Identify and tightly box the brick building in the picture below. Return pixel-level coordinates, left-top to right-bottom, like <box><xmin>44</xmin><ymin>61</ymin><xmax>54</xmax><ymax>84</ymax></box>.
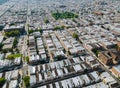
<box><xmin>111</xmin><ymin>65</ymin><xmax>120</xmax><ymax>77</ymax></box>
<box><xmin>98</xmin><ymin>50</ymin><xmax>120</xmax><ymax>65</ymax></box>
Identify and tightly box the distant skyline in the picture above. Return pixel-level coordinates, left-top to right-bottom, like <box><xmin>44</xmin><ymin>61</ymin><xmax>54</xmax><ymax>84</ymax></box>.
<box><xmin>0</xmin><ymin>0</ymin><xmax>9</xmax><ymax>5</ymax></box>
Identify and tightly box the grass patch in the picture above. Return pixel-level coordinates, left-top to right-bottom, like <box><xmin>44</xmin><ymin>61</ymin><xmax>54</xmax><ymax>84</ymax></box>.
<box><xmin>52</xmin><ymin>11</ymin><xmax>78</xmax><ymax>20</ymax></box>
<box><xmin>7</xmin><ymin>53</ymin><xmax>22</xmax><ymax>60</ymax></box>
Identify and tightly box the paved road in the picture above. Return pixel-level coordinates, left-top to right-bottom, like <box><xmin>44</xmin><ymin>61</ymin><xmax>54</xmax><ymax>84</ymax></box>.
<box><xmin>31</xmin><ymin>70</ymin><xmax>94</xmax><ymax>88</ymax></box>
<box><xmin>88</xmin><ymin>50</ymin><xmax>120</xmax><ymax>85</ymax></box>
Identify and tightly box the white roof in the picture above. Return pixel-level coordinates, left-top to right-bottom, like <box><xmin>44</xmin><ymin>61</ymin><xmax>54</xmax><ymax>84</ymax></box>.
<box><xmin>39</xmin><ymin>73</ymin><xmax>42</xmax><ymax>82</ymax></box>
<box><xmin>52</xmin><ymin>70</ymin><xmax>56</xmax><ymax>77</ymax></box>
<box><xmin>64</xmin><ymin>67</ymin><xmax>68</xmax><ymax>74</ymax></box>
<box><xmin>9</xmin><ymin>80</ymin><xmax>17</xmax><ymax>88</ymax></box>
<box><xmin>30</xmin><ymin>75</ymin><xmax>36</xmax><ymax>84</ymax></box>
<box><xmin>61</xmin><ymin>80</ymin><xmax>68</xmax><ymax>88</ymax></box>
<box><xmin>44</xmin><ymin>72</ymin><xmax>47</xmax><ymax>79</ymax></box>
<box><xmin>90</xmin><ymin>71</ymin><xmax>100</xmax><ymax>81</ymax></box>
<box><xmin>50</xmin><ymin>62</ymin><xmax>55</xmax><ymax>69</ymax></box>
<box><xmin>11</xmin><ymin>70</ymin><xmax>18</xmax><ymax>79</ymax></box>
<box><xmin>59</xmin><ymin>61</ymin><xmax>64</xmax><ymax>68</ymax></box>
<box><xmin>82</xmin><ymin>75</ymin><xmax>91</xmax><ymax>85</ymax></box>
<box><xmin>83</xmin><ymin>82</ymin><xmax>109</xmax><ymax>88</ymax></box>
<box><xmin>86</xmin><ymin>56</ymin><xmax>94</xmax><ymax>62</ymax></box>
<box><xmin>38</xmin><ymin>85</ymin><xmax>47</xmax><ymax>88</ymax></box>
<box><xmin>5</xmin><ymin>71</ymin><xmax>11</xmax><ymax>80</ymax></box>
<box><xmin>73</xmin><ymin>64</ymin><xmax>82</xmax><ymax>72</ymax></box>
<box><xmin>2</xmin><ymin>83</ymin><xmax>7</xmax><ymax>88</ymax></box>
<box><xmin>113</xmin><ymin>65</ymin><xmax>120</xmax><ymax>73</ymax></box>
<box><xmin>104</xmin><ymin>77</ymin><xmax>116</xmax><ymax>84</ymax></box>
<box><xmin>70</xmin><ymin>48</ymin><xmax>77</xmax><ymax>54</ymax></box>
<box><xmin>57</xmin><ymin>69</ymin><xmax>63</xmax><ymax>76</ymax></box>
<box><xmin>100</xmin><ymin>72</ymin><xmax>110</xmax><ymax>79</ymax></box>
<box><xmin>0</xmin><ymin>36</ymin><xmax>3</xmax><ymax>43</ymax></box>
<box><xmin>55</xmin><ymin>82</ymin><xmax>60</xmax><ymax>88</ymax></box>
<box><xmin>72</xmin><ymin>77</ymin><xmax>79</xmax><ymax>87</ymax></box>
<box><xmin>49</xmin><ymin>84</ymin><xmax>53</xmax><ymax>88</ymax></box>
<box><xmin>30</xmin><ymin>66</ymin><xmax>36</xmax><ymax>74</ymax></box>
<box><xmin>66</xmin><ymin>79</ymin><xmax>72</xmax><ymax>88</ymax></box>
<box><xmin>0</xmin><ymin>73</ymin><xmax>2</xmax><ymax>78</ymax></box>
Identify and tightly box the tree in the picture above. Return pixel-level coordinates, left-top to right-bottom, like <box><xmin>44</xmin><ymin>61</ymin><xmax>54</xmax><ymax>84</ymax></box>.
<box><xmin>44</xmin><ymin>19</ymin><xmax>49</xmax><ymax>24</ymax></box>
<box><xmin>28</xmin><ymin>29</ymin><xmax>34</xmax><ymax>34</ymax></box>
<box><xmin>72</xmin><ymin>19</ymin><xmax>77</xmax><ymax>23</ymax></box>
<box><xmin>54</xmin><ymin>26</ymin><xmax>64</xmax><ymax>31</ymax></box>
<box><xmin>5</xmin><ymin>30</ymin><xmax>20</xmax><ymax>37</ymax></box>
<box><xmin>118</xmin><ymin>77</ymin><xmax>120</xmax><ymax>80</ymax></box>
<box><xmin>68</xmin><ymin>51</ymin><xmax>71</xmax><ymax>55</ymax></box>
<box><xmin>7</xmin><ymin>55</ymin><xmax>15</xmax><ymax>60</ymax></box>
<box><xmin>61</xmin><ymin>25</ymin><xmax>65</xmax><ymax>29</ymax></box>
<box><xmin>115</xmin><ymin>45</ymin><xmax>120</xmax><ymax>50</ymax></box>
<box><xmin>0</xmin><ymin>78</ymin><xmax>6</xmax><ymax>87</ymax></box>
<box><xmin>72</xmin><ymin>33</ymin><xmax>79</xmax><ymax>40</ymax></box>
<box><xmin>56</xmin><ymin>55</ymin><xmax>63</xmax><ymax>60</ymax></box>
<box><xmin>92</xmin><ymin>48</ymin><xmax>100</xmax><ymax>57</ymax></box>
<box><xmin>3</xmin><ymin>37</ymin><xmax>6</xmax><ymax>41</ymax></box>
<box><xmin>89</xmin><ymin>21</ymin><xmax>94</xmax><ymax>26</ymax></box>
<box><xmin>27</xmin><ymin>24</ymin><xmax>29</xmax><ymax>27</ymax></box>
<box><xmin>2</xmin><ymin>49</ymin><xmax>7</xmax><ymax>53</ymax></box>
<box><xmin>77</xmin><ymin>23</ymin><xmax>80</xmax><ymax>26</ymax></box>
<box><xmin>84</xmin><ymin>69</ymin><xmax>88</xmax><ymax>73</ymax></box>
<box><xmin>13</xmin><ymin>37</ymin><xmax>18</xmax><ymax>48</ymax></box>
<box><xmin>0</xmin><ymin>26</ymin><xmax>4</xmax><ymax>31</ymax></box>
<box><xmin>0</xmin><ymin>44</ymin><xmax>4</xmax><ymax>51</ymax></box>
<box><xmin>15</xmin><ymin>48</ymin><xmax>19</xmax><ymax>53</ymax></box>
<box><xmin>52</xmin><ymin>11</ymin><xmax>78</xmax><ymax>20</ymax></box>
<box><xmin>38</xmin><ymin>28</ymin><xmax>43</xmax><ymax>34</ymax></box>
<box><xmin>8</xmin><ymin>48</ymin><xmax>13</xmax><ymax>52</ymax></box>
<box><xmin>54</xmin><ymin>26</ymin><xmax>61</xmax><ymax>30</ymax></box>
<box><xmin>2</xmin><ymin>48</ymin><xmax>13</xmax><ymax>53</ymax></box>
<box><xmin>23</xmin><ymin>76</ymin><xmax>30</xmax><ymax>87</ymax></box>
<box><xmin>63</xmin><ymin>48</ymin><xmax>66</xmax><ymax>53</ymax></box>
<box><xmin>118</xmin><ymin>11</ymin><xmax>120</xmax><ymax>13</ymax></box>
<box><xmin>27</xmin><ymin>40</ymin><xmax>29</xmax><ymax>46</ymax></box>
<box><xmin>26</xmin><ymin>56</ymin><xmax>29</xmax><ymax>63</ymax></box>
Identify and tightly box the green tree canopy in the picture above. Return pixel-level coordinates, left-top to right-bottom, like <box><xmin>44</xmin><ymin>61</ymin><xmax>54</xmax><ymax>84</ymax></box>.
<box><xmin>0</xmin><ymin>78</ymin><xmax>6</xmax><ymax>87</ymax></box>
<box><xmin>5</xmin><ymin>30</ymin><xmax>20</xmax><ymax>37</ymax></box>
<box><xmin>44</xmin><ymin>19</ymin><xmax>50</xmax><ymax>24</ymax></box>
<box><xmin>23</xmin><ymin>76</ymin><xmax>30</xmax><ymax>87</ymax></box>
<box><xmin>52</xmin><ymin>11</ymin><xmax>78</xmax><ymax>20</ymax></box>
<box><xmin>13</xmin><ymin>37</ymin><xmax>18</xmax><ymax>48</ymax></box>
<box><xmin>54</xmin><ymin>26</ymin><xmax>64</xmax><ymax>30</ymax></box>
<box><xmin>72</xmin><ymin>33</ymin><xmax>79</xmax><ymax>40</ymax></box>
<box><xmin>92</xmin><ymin>48</ymin><xmax>100</xmax><ymax>57</ymax></box>
<box><xmin>25</xmin><ymin>56</ymin><xmax>29</xmax><ymax>63</ymax></box>
<box><xmin>28</xmin><ymin>29</ymin><xmax>34</xmax><ymax>34</ymax></box>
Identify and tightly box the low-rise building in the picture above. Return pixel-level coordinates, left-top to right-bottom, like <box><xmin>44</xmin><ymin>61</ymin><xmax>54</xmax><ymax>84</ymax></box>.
<box><xmin>2</xmin><ymin>37</ymin><xmax>15</xmax><ymax>50</ymax></box>
<box><xmin>0</xmin><ymin>36</ymin><xmax>4</xmax><ymax>44</ymax></box>
<box><xmin>4</xmin><ymin>23</ymin><xmax>25</xmax><ymax>34</ymax></box>
<box><xmin>111</xmin><ymin>65</ymin><xmax>120</xmax><ymax>77</ymax></box>
<box><xmin>98</xmin><ymin>50</ymin><xmax>120</xmax><ymax>65</ymax></box>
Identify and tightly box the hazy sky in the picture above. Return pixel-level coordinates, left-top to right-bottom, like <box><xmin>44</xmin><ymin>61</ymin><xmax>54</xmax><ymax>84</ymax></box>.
<box><xmin>0</xmin><ymin>0</ymin><xmax>9</xmax><ymax>5</ymax></box>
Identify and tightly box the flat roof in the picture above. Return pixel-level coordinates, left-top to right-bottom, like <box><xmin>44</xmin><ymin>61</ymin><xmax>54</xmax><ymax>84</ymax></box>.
<box><xmin>113</xmin><ymin>65</ymin><xmax>120</xmax><ymax>73</ymax></box>
<box><xmin>0</xmin><ymin>36</ymin><xmax>4</xmax><ymax>43</ymax></box>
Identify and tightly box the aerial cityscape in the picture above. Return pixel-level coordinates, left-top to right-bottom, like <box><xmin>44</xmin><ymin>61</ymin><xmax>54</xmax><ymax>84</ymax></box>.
<box><xmin>0</xmin><ymin>0</ymin><xmax>120</xmax><ymax>88</ymax></box>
